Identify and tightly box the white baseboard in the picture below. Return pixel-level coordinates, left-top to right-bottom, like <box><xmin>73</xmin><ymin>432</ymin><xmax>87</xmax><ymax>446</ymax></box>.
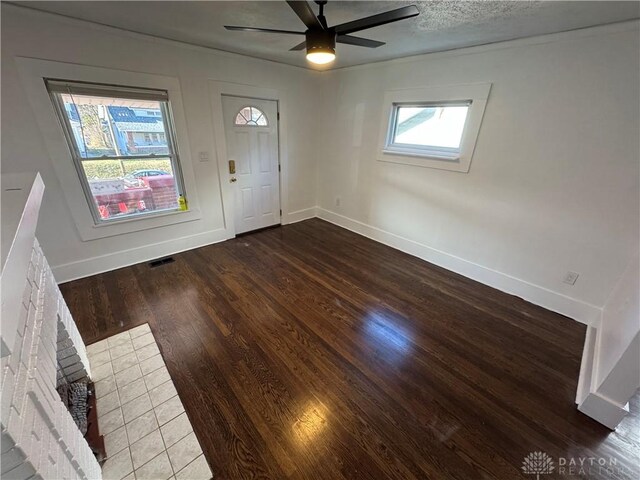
<box><xmin>578</xmin><ymin>392</ymin><xmax>629</xmax><ymax>430</ymax></box>
<box><xmin>284</xmin><ymin>207</ymin><xmax>318</xmax><ymax>225</ymax></box>
<box><xmin>53</xmin><ymin>227</ymin><xmax>230</xmax><ymax>283</ymax></box>
<box><xmin>316</xmin><ymin>207</ymin><xmax>602</xmax><ymax>326</ymax></box>
<box><xmin>53</xmin><ymin>206</ymin><xmax>603</xmax><ymax>328</ymax></box>
<box><xmin>52</xmin><ymin>206</ymin><xmax>316</xmax><ymax>283</ymax></box>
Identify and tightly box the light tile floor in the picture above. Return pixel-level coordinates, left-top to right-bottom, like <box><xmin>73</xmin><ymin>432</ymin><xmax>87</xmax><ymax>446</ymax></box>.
<box><xmin>87</xmin><ymin>324</ymin><xmax>212</xmax><ymax>480</ymax></box>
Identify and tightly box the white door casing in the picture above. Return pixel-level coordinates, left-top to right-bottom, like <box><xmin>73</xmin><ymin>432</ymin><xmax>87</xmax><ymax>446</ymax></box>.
<box><xmin>221</xmin><ymin>96</ymin><xmax>280</xmax><ymax>235</ymax></box>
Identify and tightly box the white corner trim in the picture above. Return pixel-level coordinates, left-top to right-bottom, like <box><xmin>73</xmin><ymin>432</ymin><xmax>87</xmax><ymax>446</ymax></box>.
<box><xmin>316</xmin><ymin>207</ymin><xmax>602</xmax><ymax>326</ymax></box>
<box><xmin>283</xmin><ymin>207</ymin><xmax>318</xmax><ymax>225</ymax></box>
<box><xmin>52</xmin><ymin>227</ymin><xmax>230</xmax><ymax>283</ymax></box>
<box><xmin>576</xmin><ymin>325</ymin><xmax>598</xmax><ymax>405</ymax></box>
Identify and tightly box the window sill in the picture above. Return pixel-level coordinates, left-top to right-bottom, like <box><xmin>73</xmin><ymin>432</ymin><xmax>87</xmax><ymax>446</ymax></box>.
<box><xmin>77</xmin><ymin>207</ymin><xmax>202</xmax><ymax>241</ymax></box>
<box><xmin>92</xmin><ymin>207</ymin><xmax>187</xmax><ymax>228</ymax></box>
<box><xmin>378</xmin><ymin>150</ymin><xmax>469</xmax><ymax>173</ymax></box>
<box><xmin>381</xmin><ymin>148</ymin><xmax>460</xmax><ymax>162</ymax></box>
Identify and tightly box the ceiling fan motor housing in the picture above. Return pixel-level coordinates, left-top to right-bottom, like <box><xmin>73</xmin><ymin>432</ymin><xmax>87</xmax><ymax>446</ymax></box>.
<box><xmin>306</xmin><ymin>29</ymin><xmax>336</xmax><ymax>56</ymax></box>
<box><xmin>225</xmin><ymin>1</ymin><xmax>421</xmax><ymax>63</ymax></box>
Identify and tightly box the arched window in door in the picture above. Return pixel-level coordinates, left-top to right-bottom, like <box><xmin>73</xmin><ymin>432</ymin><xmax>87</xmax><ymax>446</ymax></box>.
<box><xmin>234</xmin><ymin>106</ymin><xmax>268</xmax><ymax>126</ymax></box>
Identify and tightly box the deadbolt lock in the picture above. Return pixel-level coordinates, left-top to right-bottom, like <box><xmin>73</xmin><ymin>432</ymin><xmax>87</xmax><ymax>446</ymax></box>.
<box><xmin>228</xmin><ymin>160</ymin><xmax>236</xmax><ymax>174</ymax></box>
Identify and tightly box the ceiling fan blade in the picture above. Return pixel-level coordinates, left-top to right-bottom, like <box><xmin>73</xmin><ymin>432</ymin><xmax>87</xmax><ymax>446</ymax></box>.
<box><xmin>224</xmin><ymin>26</ymin><xmax>305</xmax><ymax>35</ymax></box>
<box><xmin>333</xmin><ymin>5</ymin><xmax>419</xmax><ymax>35</ymax></box>
<box><xmin>289</xmin><ymin>41</ymin><xmax>307</xmax><ymax>51</ymax></box>
<box><xmin>286</xmin><ymin>1</ymin><xmax>323</xmax><ymax>30</ymax></box>
<box><xmin>337</xmin><ymin>35</ymin><xmax>385</xmax><ymax>48</ymax></box>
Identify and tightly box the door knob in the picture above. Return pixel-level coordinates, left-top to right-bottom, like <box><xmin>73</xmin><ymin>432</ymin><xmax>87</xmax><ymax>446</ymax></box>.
<box><xmin>230</xmin><ymin>177</ymin><xmax>237</xmax><ymax>183</ymax></box>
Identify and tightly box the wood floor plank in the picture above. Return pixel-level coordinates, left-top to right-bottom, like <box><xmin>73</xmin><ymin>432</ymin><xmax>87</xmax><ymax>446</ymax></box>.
<box><xmin>60</xmin><ymin>218</ymin><xmax>639</xmax><ymax>480</ymax></box>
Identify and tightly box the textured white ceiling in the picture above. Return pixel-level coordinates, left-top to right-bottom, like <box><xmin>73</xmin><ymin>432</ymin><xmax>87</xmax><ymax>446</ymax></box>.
<box><xmin>12</xmin><ymin>1</ymin><xmax>640</xmax><ymax>69</ymax></box>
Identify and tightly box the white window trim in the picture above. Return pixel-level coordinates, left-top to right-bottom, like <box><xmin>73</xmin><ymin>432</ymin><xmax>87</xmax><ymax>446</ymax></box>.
<box><xmin>377</xmin><ymin>83</ymin><xmax>492</xmax><ymax>173</ymax></box>
<box><xmin>16</xmin><ymin>57</ymin><xmax>201</xmax><ymax>241</ymax></box>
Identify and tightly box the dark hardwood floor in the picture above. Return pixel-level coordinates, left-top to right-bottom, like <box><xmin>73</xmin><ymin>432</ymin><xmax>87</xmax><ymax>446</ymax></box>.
<box><xmin>60</xmin><ymin>219</ymin><xmax>639</xmax><ymax>479</ymax></box>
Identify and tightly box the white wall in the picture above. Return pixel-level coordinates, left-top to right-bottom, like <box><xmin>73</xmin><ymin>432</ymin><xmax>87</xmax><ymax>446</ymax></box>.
<box><xmin>315</xmin><ymin>22</ymin><xmax>640</xmax><ymax>323</ymax></box>
<box><xmin>1</xmin><ymin>5</ymin><xmax>320</xmax><ymax>282</ymax></box>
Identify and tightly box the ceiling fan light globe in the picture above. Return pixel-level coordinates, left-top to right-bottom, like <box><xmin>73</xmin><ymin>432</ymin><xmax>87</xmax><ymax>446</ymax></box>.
<box><xmin>307</xmin><ymin>51</ymin><xmax>335</xmax><ymax>64</ymax></box>
<box><xmin>306</xmin><ymin>50</ymin><xmax>336</xmax><ymax>64</ymax></box>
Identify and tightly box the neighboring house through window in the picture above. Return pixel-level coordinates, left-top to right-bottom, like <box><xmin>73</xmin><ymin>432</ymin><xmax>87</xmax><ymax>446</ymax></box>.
<box><xmin>108</xmin><ymin>106</ymin><xmax>169</xmax><ymax>153</ymax></box>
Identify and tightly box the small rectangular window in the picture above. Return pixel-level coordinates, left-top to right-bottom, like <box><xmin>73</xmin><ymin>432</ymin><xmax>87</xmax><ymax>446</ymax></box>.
<box><xmin>46</xmin><ymin>79</ymin><xmax>186</xmax><ymax>224</ymax></box>
<box><xmin>385</xmin><ymin>101</ymin><xmax>471</xmax><ymax>160</ymax></box>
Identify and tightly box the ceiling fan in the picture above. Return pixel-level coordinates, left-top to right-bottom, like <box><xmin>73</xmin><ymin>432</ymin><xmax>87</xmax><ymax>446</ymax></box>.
<box><xmin>225</xmin><ymin>1</ymin><xmax>420</xmax><ymax>65</ymax></box>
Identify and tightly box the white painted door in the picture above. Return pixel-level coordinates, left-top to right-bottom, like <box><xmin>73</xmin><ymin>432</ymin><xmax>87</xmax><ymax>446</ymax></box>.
<box><xmin>222</xmin><ymin>96</ymin><xmax>280</xmax><ymax>235</ymax></box>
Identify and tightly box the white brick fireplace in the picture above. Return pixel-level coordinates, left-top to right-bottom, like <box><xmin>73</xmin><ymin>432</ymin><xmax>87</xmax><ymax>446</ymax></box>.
<box><xmin>1</xmin><ymin>173</ymin><xmax>102</xmax><ymax>479</ymax></box>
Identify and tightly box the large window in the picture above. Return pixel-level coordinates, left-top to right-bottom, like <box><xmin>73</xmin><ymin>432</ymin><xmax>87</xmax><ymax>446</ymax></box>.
<box><xmin>385</xmin><ymin>102</ymin><xmax>471</xmax><ymax>159</ymax></box>
<box><xmin>47</xmin><ymin>79</ymin><xmax>186</xmax><ymax>224</ymax></box>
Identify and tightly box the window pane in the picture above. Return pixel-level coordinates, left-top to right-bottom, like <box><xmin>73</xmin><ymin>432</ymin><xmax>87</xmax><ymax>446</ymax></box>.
<box><xmin>255</xmin><ymin>114</ymin><xmax>267</xmax><ymax>126</ymax></box>
<box><xmin>59</xmin><ymin>94</ymin><xmax>171</xmax><ymax>158</ymax></box>
<box><xmin>82</xmin><ymin>158</ymin><xmax>179</xmax><ymax>220</ymax></box>
<box><xmin>393</xmin><ymin>105</ymin><xmax>469</xmax><ymax>149</ymax></box>
<box><xmin>234</xmin><ymin>112</ymin><xmax>248</xmax><ymax>125</ymax></box>
<box><xmin>234</xmin><ymin>106</ymin><xmax>268</xmax><ymax>126</ymax></box>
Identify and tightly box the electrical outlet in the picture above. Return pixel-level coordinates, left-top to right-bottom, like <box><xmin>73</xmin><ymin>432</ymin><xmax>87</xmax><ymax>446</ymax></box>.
<box><xmin>335</xmin><ymin>196</ymin><xmax>341</xmax><ymax>207</ymax></box>
<box><xmin>563</xmin><ymin>271</ymin><xmax>579</xmax><ymax>285</ymax></box>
